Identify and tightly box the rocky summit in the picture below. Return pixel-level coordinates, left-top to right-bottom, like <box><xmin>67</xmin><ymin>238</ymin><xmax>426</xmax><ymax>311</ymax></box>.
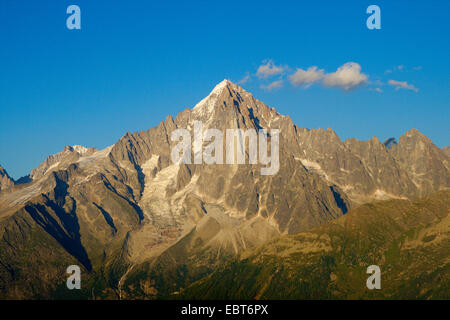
<box><xmin>0</xmin><ymin>80</ymin><xmax>449</xmax><ymax>299</ymax></box>
<box><xmin>0</xmin><ymin>166</ymin><xmax>14</xmax><ymax>193</ymax></box>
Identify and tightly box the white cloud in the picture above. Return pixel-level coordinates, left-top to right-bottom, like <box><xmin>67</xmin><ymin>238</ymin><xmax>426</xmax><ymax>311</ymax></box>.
<box><xmin>322</xmin><ymin>62</ymin><xmax>368</xmax><ymax>91</ymax></box>
<box><xmin>256</xmin><ymin>60</ymin><xmax>284</xmax><ymax>78</ymax></box>
<box><xmin>237</xmin><ymin>74</ymin><xmax>250</xmax><ymax>85</ymax></box>
<box><xmin>254</xmin><ymin>61</ymin><xmax>370</xmax><ymax>92</ymax></box>
<box><xmin>260</xmin><ymin>80</ymin><xmax>283</xmax><ymax>91</ymax></box>
<box><xmin>388</xmin><ymin>80</ymin><xmax>419</xmax><ymax>92</ymax></box>
<box><xmin>370</xmin><ymin>87</ymin><xmax>383</xmax><ymax>93</ymax></box>
<box><xmin>413</xmin><ymin>66</ymin><xmax>422</xmax><ymax>71</ymax></box>
<box><xmin>385</xmin><ymin>65</ymin><xmax>410</xmax><ymax>74</ymax></box>
<box><xmin>289</xmin><ymin>66</ymin><xmax>324</xmax><ymax>88</ymax></box>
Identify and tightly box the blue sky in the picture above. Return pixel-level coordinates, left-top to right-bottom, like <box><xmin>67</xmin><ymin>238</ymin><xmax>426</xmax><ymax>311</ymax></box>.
<box><xmin>0</xmin><ymin>0</ymin><xmax>449</xmax><ymax>179</ymax></box>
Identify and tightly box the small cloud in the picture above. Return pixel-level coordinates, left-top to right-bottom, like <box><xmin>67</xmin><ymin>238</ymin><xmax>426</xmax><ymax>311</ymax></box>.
<box><xmin>370</xmin><ymin>79</ymin><xmax>384</xmax><ymax>86</ymax></box>
<box><xmin>256</xmin><ymin>60</ymin><xmax>284</xmax><ymax>78</ymax></box>
<box><xmin>385</xmin><ymin>65</ymin><xmax>408</xmax><ymax>74</ymax></box>
<box><xmin>260</xmin><ymin>80</ymin><xmax>283</xmax><ymax>91</ymax></box>
<box><xmin>388</xmin><ymin>80</ymin><xmax>419</xmax><ymax>92</ymax></box>
<box><xmin>237</xmin><ymin>74</ymin><xmax>251</xmax><ymax>85</ymax></box>
<box><xmin>289</xmin><ymin>66</ymin><xmax>324</xmax><ymax>88</ymax></box>
<box><xmin>370</xmin><ymin>88</ymin><xmax>383</xmax><ymax>93</ymax></box>
<box><xmin>413</xmin><ymin>66</ymin><xmax>422</xmax><ymax>71</ymax></box>
<box><xmin>322</xmin><ymin>62</ymin><xmax>368</xmax><ymax>91</ymax></box>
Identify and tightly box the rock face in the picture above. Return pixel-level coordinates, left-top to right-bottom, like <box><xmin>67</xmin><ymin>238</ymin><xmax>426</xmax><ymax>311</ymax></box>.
<box><xmin>389</xmin><ymin>129</ymin><xmax>450</xmax><ymax>197</ymax></box>
<box><xmin>443</xmin><ymin>146</ymin><xmax>450</xmax><ymax>157</ymax></box>
<box><xmin>30</xmin><ymin>145</ymin><xmax>97</xmax><ymax>180</ymax></box>
<box><xmin>0</xmin><ymin>166</ymin><xmax>14</xmax><ymax>192</ymax></box>
<box><xmin>0</xmin><ymin>80</ymin><xmax>448</xmax><ymax>299</ymax></box>
<box><xmin>295</xmin><ymin>128</ymin><xmax>449</xmax><ymax>204</ymax></box>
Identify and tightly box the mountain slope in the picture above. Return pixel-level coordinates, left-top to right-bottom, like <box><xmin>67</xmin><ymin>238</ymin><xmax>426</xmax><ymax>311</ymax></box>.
<box><xmin>178</xmin><ymin>190</ymin><xmax>450</xmax><ymax>299</ymax></box>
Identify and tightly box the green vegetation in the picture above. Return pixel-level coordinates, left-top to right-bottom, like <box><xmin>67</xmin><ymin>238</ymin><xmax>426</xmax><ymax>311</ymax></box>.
<box><xmin>175</xmin><ymin>190</ymin><xmax>450</xmax><ymax>299</ymax></box>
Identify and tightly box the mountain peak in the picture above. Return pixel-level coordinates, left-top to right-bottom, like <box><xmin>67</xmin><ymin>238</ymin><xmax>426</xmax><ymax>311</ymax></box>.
<box><xmin>212</xmin><ymin>79</ymin><xmax>243</xmax><ymax>92</ymax></box>
<box><xmin>206</xmin><ymin>79</ymin><xmax>247</xmax><ymax>98</ymax></box>
<box><xmin>63</xmin><ymin>145</ymin><xmax>89</xmax><ymax>155</ymax></box>
<box><xmin>0</xmin><ymin>164</ymin><xmax>15</xmax><ymax>191</ymax></box>
<box><xmin>193</xmin><ymin>79</ymin><xmax>247</xmax><ymax>114</ymax></box>
<box><xmin>404</xmin><ymin>128</ymin><xmax>425</xmax><ymax>138</ymax></box>
<box><xmin>402</xmin><ymin>128</ymin><xmax>433</xmax><ymax>144</ymax></box>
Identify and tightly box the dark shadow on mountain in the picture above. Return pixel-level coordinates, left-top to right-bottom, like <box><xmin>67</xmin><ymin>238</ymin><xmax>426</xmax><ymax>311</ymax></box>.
<box><xmin>101</xmin><ymin>174</ymin><xmax>144</xmax><ymax>222</ymax></box>
<box><xmin>15</xmin><ymin>175</ymin><xmax>32</xmax><ymax>185</ymax></box>
<box><xmin>53</xmin><ymin>175</ymin><xmax>69</xmax><ymax>207</ymax></box>
<box><xmin>93</xmin><ymin>202</ymin><xmax>117</xmax><ymax>234</ymax></box>
<box><xmin>135</xmin><ymin>164</ymin><xmax>146</xmax><ymax>199</ymax></box>
<box><xmin>247</xmin><ymin>107</ymin><xmax>263</xmax><ymax>131</ymax></box>
<box><xmin>330</xmin><ymin>186</ymin><xmax>348</xmax><ymax>214</ymax></box>
<box><xmin>24</xmin><ymin>187</ymin><xmax>92</xmax><ymax>272</ymax></box>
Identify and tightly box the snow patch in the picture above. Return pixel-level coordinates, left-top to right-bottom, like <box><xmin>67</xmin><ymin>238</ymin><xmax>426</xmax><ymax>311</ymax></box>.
<box><xmin>295</xmin><ymin>157</ymin><xmax>330</xmax><ymax>181</ymax></box>
<box><xmin>72</xmin><ymin>145</ymin><xmax>89</xmax><ymax>155</ymax></box>
<box><xmin>193</xmin><ymin>79</ymin><xmax>230</xmax><ymax>115</ymax></box>
<box><xmin>78</xmin><ymin>145</ymin><xmax>112</xmax><ymax>165</ymax></box>
<box><xmin>373</xmin><ymin>189</ymin><xmax>407</xmax><ymax>200</ymax></box>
